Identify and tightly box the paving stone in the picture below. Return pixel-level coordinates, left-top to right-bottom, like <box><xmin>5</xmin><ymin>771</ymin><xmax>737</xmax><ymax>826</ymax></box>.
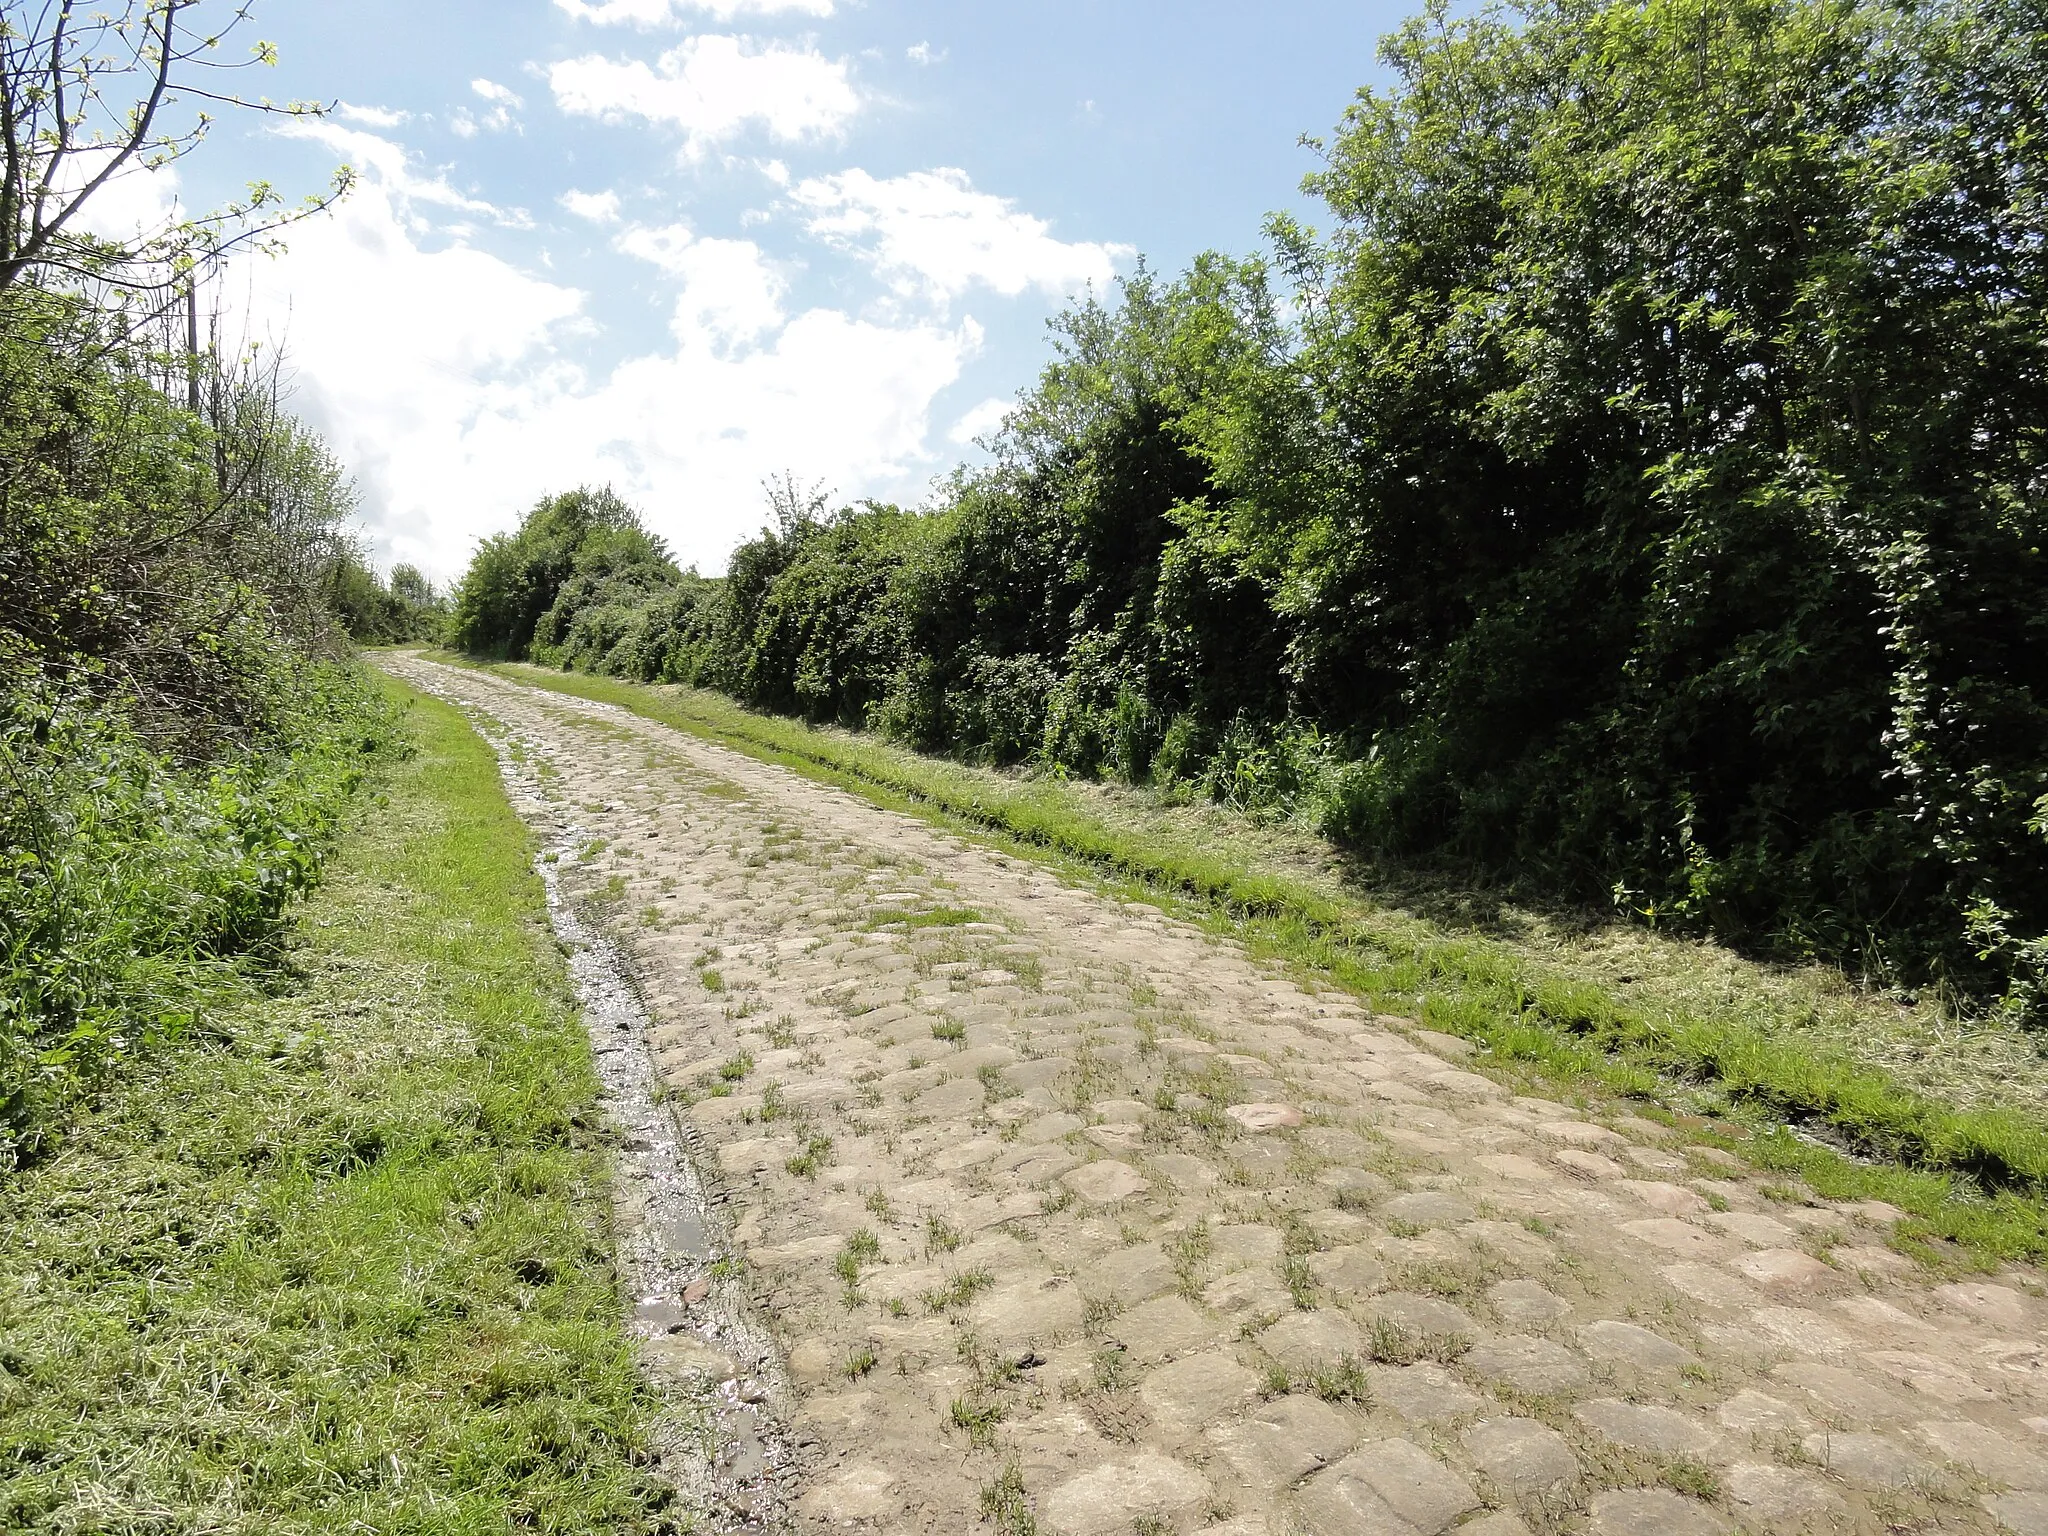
<box><xmin>1729</xmin><ymin>1248</ymin><xmax>1835</xmax><ymax>1291</ymax></box>
<box><xmin>1536</xmin><ymin>1120</ymin><xmax>1625</xmax><ymax>1148</ymax></box>
<box><xmin>1023</xmin><ymin>1110</ymin><xmax>1087</xmax><ymax>1142</ymax></box>
<box><xmin>1208</xmin><ymin>1393</ymin><xmax>1359</xmax><ymax>1488</ymax></box>
<box><xmin>1082</xmin><ymin>1242</ymin><xmax>1176</xmax><ymax>1305</ymax></box>
<box><xmin>1063</xmin><ymin>1159</ymin><xmax>1150</xmax><ymax>1204</ymax></box>
<box><xmin>1937</xmin><ymin>1282</ymin><xmax>2035</xmax><ymax>1328</ymax></box>
<box><xmin>1832</xmin><ymin>1294</ymin><xmax>1941</xmax><ymax>1342</ymax></box>
<box><xmin>1986</xmin><ymin>1491</ymin><xmax>2048</xmax><ymax>1535</ymax></box>
<box><xmin>1715</xmin><ymin>1388</ymin><xmax>1812</xmax><ymax>1439</ymax></box>
<box><xmin>1149</xmin><ymin>1152</ymin><xmax>1220</xmax><ymax>1191</ymax></box>
<box><xmin>1622</xmin><ymin>1218</ymin><xmax>1731</xmax><ymax>1260</ymax></box>
<box><xmin>1317</xmin><ymin>1166</ymin><xmax>1393</xmax><ymax>1203</ymax></box>
<box><xmin>1226</xmin><ymin>1102</ymin><xmax>1304</xmax><ymax>1133</ymax></box>
<box><xmin>797</xmin><ymin>1463</ymin><xmax>902</xmax><ymax>1521</ymax></box>
<box><xmin>1660</xmin><ymin>1262</ymin><xmax>1761</xmax><ymax>1307</ymax></box>
<box><xmin>1920</xmin><ymin>1419</ymin><xmax>2048</xmax><ymax>1486</ymax></box>
<box><xmin>1464</xmin><ymin>1335</ymin><xmax>1590</xmax><ymax>1396</ymax></box>
<box><xmin>1573</xmin><ymin>1399</ymin><xmax>1723</xmax><ymax>1458</ymax></box>
<box><xmin>1554</xmin><ymin>1149</ymin><xmax>1628</xmax><ymax>1179</ymax></box>
<box><xmin>1868</xmin><ymin>1349</ymin><xmax>1997</xmax><ymax>1403</ymax></box>
<box><xmin>1260</xmin><ymin>1310</ymin><xmax>1367</xmax><ymax>1372</ymax></box>
<box><xmin>1487</xmin><ymin>1278</ymin><xmax>1571</xmax><ymax>1327</ymax></box>
<box><xmin>970</xmin><ymin>1277</ymin><xmax>1085</xmax><ymax>1347</ymax></box>
<box><xmin>1084</xmin><ymin>1123</ymin><xmax>1146</xmax><ymax>1153</ymax></box>
<box><xmin>1620</xmin><ymin>1179</ymin><xmax>1709</xmax><ymax>1216</ymax></box>
<box><xmin>1476</xmin><ymin>1153</ymin><xmax>1554</xmax><ymax>1181</ymax></box>
<box><xmin>1214</xmin><ymin>1223</ymin><xmax>1285</xmax><ymax>1266</ymax></box>
<box><xmin>1370</xmin><ymin>1362</ymin><xmax>1483</xmax><ymax>1424</ymax></box>
<box><xmin>1699</xmin><ymin>1210</ymin><xmax>1796</xmax><ymax>1246</ymax></box>
<box><xmin>1723</xmin><ymin>1461</ymin><xmax>1847</xmax><ymax>1527</ymax></box>
<box><xmin>1458</xmin><ymin>1515</ymin><xmax>1536</xmax><ymax>1536</ymax></box>
<box><xmin>913</xmin><ymin>1076</ymin><xmax>986</xmax><ymax>1116</ymax></box>
<box><xmin>1381</xmin><ymin>1191</ymin><xmax>1477</xmax><ymax>1228</ymax></box>
<box><xmin>1832</xmin><ymin>1244</ymin><xmax>1917</xmax><ymax>1279</ymax></box>
<box><xmin>1042</xmin><ymin>1452</ymin><xmax>1210</xmax><ymax>1535</ymax></box>
<box><xmin>1203</xmin><ymin>1267</ymin><xmax>1295</xmax><ymax>1320</ymax></box>
<box><xmin>1740</xmin><ymin>1306</ymin><xmax>1856</xmax><ymax>1356</ymax></box>
<box><xmin>1367</xmin><ymin>1292</ymin><xmax>1478</xmax><ymax>1341</ymax></box>
<box><xmin>1114</xmin><ymin>1295</ymin><xmax>1226</xmax><ymax>1364</ymax></box>
<box><xmin>1770</xmin><ymin>1361</ymin><xmax>1917</xmax><ymax>1424</ymax></box>
<box><xmin>1587</xmin><ymin>1488</ymin><xmax>1731</xmax><ymax>1536</ymax></box>
<box><xmin>1308</xmin><ymin>1245</ymin><xmax>1387</xmax><ymax>1299</ymax></box>
<box><xmin>1461</xmin><ymin>1416</ymin><xmax>1580</xmax><ymax>1495</ymax></box>
<box><xmin>1297</xmin><ymin>1440</ymin><xmax>1479</xmax><ymax>1536</ymax></box>
<box><xmin>1139</xmin><ymin>1349</ymin><xmax>1262</xmax><ymax>1434</ymax></box>
<box><xmin>1799</xmin><ymin>1429</ymin><xmax>1936</xmax><ymax>1489</ymax></box>
<box><xmin>1577</xmin><ymin>1319</ymin><xmax>1696</xmax><ymax>1372</ymax></box>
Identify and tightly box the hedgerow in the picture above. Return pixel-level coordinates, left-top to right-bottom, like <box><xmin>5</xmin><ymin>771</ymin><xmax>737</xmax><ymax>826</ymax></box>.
<box><xmin>457</xmin><ymin>0</ymin><xmax>2048</xmax><ymax>1019</ymax></box>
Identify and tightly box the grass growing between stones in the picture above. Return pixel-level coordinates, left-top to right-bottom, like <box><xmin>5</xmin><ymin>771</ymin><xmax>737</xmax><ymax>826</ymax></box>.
<box><xmin>461</xmin><ymin>659</ymin><xmax>2048</xmax><ymax>1265</ymax></box>
<box><xmin>0</xmin><ymin>677</ymin><xmax>673</xmax><ymax>1533</ymax></box>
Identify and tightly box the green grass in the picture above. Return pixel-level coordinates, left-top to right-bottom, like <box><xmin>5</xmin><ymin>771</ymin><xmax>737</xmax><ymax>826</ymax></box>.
<box><xmin>0</xmin><ymin>675</ymin><xmax>676</xmax><ymax>1533</ymax></box>
<box><xmin>451</xmin><ymin>659</ymin><xmax>2048</xmax><ymax>1266</ymax></box>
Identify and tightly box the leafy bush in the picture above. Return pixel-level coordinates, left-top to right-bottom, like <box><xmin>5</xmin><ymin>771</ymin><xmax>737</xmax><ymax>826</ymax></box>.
<box><xmin>0</xmin><ymin>668</ymin><xmax>389</xmax><ymax>1167</ymax></box>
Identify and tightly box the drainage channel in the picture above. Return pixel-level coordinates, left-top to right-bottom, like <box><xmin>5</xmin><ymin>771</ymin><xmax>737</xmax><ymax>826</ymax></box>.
<box><xmin>463</xmin><ymin>702</ymin><xmax>798</xmax><ymax>1530</ymax></box>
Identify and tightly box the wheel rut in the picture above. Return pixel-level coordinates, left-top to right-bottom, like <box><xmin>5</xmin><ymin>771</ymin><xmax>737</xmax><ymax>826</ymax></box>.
<box><xmin>389</xmin><ymin>654</ymin><xmax>2048</xmax><ymax>1536</ymax></box>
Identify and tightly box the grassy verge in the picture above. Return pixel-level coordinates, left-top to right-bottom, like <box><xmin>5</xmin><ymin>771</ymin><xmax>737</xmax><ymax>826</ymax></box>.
<box><xmin>0</xmin><ymin>675</ymin><xmax>676</xmax><ymax>1534</ymax></box>
<box><xmin>464</xmin><ymin>657</ymin><xmax>2048</xmax><ymax>1267</ymax></box>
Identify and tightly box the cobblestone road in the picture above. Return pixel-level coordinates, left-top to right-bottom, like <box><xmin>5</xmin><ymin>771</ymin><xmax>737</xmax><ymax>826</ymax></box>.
<box><xmin>393</xmin><ymin>656</ymin><xmax>2048</xmax><ymax>1536</ymax></box>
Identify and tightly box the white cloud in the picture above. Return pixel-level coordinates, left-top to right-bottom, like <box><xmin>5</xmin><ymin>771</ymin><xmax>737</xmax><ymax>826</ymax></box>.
<box><xmin>553</xmin><ymin>0</ymin><xmax>833</xmax><ymax>23</ymax></box>
<box><xmin>792</xmin><ymin>167</ymin><xmax>1127</xmax><ymax>305</ymax></box>
<box><xmin>560</xmin><ymin>188</ymin><xmax>623</xmax><ymax>223</ymax></box>
<box><xmin>453</xmin><ymin>77</ymin><xmax>524</xmax><ymax>138</ymax></box>
<box><xmin>906</xmin><ymin>41</ymin><xmax>946</xmax><ymax>65</ymax></box>
<box><xmin>57</xmin><ymin>147</ymin><xmax>182</xmax><ymax>245</ymax></box>
<box><xmin>281</xmin><ymin>120</ymin><xmax>530</xmax><ymax>227</ymax></box>
<box><xmin>549</xmin><ymin>35</ymin><xmax>859</xmax><ymax>153</ymax></box>
<box><xmin>235</xmin><ymin>129</ymin><xmax>979</xmax><ymax>582</ymax></box>
<box><xmin>949</xmin><ymin>397</ymin><xmax>1011</xmax><ymax>445</ymax></box>
<box><xmin>619</xmin><ymin>224</ymin><xmax>785</xmax><ymax>344</ymax></box>
<box><xmin>337</xmin><ymin>103</ymin><xmax>411</xmax><ymax>128</ymax></box>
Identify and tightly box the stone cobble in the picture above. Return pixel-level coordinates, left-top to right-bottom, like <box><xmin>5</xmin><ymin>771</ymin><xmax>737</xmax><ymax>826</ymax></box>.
<box><xmin>394</xmin><ymin>657</ymin><xmax>2048</xmax><ymax>1536</ymax></box>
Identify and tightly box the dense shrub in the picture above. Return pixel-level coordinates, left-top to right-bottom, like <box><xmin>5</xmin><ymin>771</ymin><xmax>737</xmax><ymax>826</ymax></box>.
<box><xmin>0</xmin><ymin>286</ymin><xmax>389</xmax><ymax>1164</ymax></box>
<box><xmin>460</xmin><ymin>0</ymin><xmax>2048</xmax><ymax>1017</ymax></box>
<box><xmin>326</xmin><ymin>554</ymin><xmax>448</xmax><ymax>643</ymax></box>
<box><xmin>0</xmin><ymin>671</ymin><xmax>384</xmax><ymax>1162</ymax></box>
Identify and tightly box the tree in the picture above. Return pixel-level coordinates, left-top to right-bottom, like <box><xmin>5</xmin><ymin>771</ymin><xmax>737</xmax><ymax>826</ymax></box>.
<box><xmin>0</xmin><ymin>0</ymin><xmax>350</xmax><ymax>300</ymax></box>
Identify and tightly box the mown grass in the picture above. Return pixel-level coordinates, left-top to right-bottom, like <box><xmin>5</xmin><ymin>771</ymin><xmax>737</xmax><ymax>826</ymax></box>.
<box><xmin>464</xmin><ymin>657</ymin><xmax>2048</xmax><ymax>1267</ymax></box>
<box><xmin>0</xmin><ymin>676</ymin><xmax>677</xmax><ymax>1533</ymax></box>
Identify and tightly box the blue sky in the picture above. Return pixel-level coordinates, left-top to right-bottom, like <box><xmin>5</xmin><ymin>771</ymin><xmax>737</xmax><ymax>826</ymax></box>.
<box><xmin>172</xmin><ymin>0</ymin><xmax>1411</xmax><ymax>578</ymax></box>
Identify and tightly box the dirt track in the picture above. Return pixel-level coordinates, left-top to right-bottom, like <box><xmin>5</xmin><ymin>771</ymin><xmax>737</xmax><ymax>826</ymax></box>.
<box><xmin>391</xmin><ymin>654</ymin><xmax>2048</xmax><ymax>1536</ymax></box>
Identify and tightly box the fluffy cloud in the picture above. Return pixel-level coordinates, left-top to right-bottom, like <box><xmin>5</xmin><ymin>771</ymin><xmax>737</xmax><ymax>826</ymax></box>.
<box><xmin>549</xmin><ymin>35</ymin><xmax>858</xmax><ymax>152</ymax></box>
<box><xmin>948</xmin><ymin>397</ymin><xmax>1011</xmax><ymax>445</ymax></box>
<box><xmin>793</xmin><ymin>167</ymin><xmax>1126</xmax><ymax>305</ymax></box>
<box><xmin>454</xmin><ymin>78</ymin><xmax>524</xmax><ymax>138</ymax></box>
<box><xmin>235</xmin><ymin>130</ymin><xmax>978</xmax><ymax>580</ymax></box>
<box><xmin>281</xmin><ymin>120</ymin><xmax>530</xmax><ymax>227</ymax></box>
<box><xmin>618</xmin><ymin>224</ymin><xmax>786</xmax><ymax>344</ymax></box>
<box><xmin>336</xmin><ymin>103</ymin><xmax>411</xmax><ymax>129</ymax></box>
<box><xmin>560</xmin><ymin>187</ymin><xmax>623</xmax><ymax>223</ymax></box>
<box><xmin>553</xmin><ymin>0</ymin><xmax>833</xmax><ymax>22</ymax></box>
